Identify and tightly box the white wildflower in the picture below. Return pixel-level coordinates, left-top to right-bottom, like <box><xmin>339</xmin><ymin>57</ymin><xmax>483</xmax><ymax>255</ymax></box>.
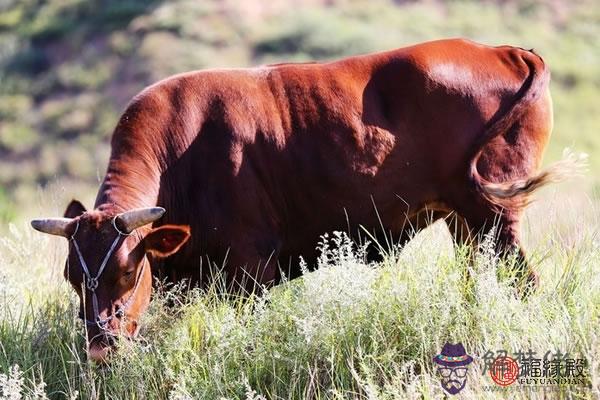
<box><xmin>476</xmin><ymin>226</ymin><xmax>498</xmax><ymax>271</ymax></box>
<box><xmin>0</xmin><ymin>365</ymin><xmax>24</xmax><ymax>400</ymax></box>
<box><xmin>30</xmin><ymin>379</ymin><xmax>48</xmax><ymax>400</ymax></box>
<box><xmin>243</xmin><ymin>376</ymin><xmax>266</xmax><ymax>400</ymax></box>
<box><xmin>298</xmin><ymin>256</ymin><xmax>309</xmax><ymax>275</ymax></box>
<box><xmin>168</xmin><ymin>382</ymin><xmax>192</xmax><ymax>400</ymax></box>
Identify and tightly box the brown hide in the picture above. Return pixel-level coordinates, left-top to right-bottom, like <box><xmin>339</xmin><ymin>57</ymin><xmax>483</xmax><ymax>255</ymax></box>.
<box><xmin>98</xmin><ymin>39</ymin><xmax>552</xmax><ymax>288</ymax></box>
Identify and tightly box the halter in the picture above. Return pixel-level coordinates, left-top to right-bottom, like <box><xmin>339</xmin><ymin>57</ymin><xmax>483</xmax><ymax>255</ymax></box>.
<box><xmin>69</xmin><ymin>217</ymin><xmax>147</xmax><ymax>331</ymax></box>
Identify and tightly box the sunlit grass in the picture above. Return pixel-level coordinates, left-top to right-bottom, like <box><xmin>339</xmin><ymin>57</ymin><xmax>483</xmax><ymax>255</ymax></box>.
<box><xmin>1</xmin><ymin>193</ymin><xmax>598</xmax><ymax>399</ymax></box>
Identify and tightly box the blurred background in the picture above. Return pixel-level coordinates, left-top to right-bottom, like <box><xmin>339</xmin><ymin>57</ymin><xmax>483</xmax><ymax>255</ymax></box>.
<box><xmin>0</xmin><ymin>0</ymin><xmax>598</xmax><ymax>224</ymax></box>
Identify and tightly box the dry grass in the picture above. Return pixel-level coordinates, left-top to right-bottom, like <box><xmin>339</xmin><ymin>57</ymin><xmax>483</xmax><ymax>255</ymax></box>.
<box><xmin>1</xmin><ymin>183</ymin><xmax>598</xmax><ymax>399</ymax></box>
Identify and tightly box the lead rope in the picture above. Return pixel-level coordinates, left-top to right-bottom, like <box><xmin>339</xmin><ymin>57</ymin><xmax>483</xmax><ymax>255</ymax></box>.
<box><xmin>70</xmin><ymin>217</ymin><xmax>144</xmax><ymax>330</ymax></box>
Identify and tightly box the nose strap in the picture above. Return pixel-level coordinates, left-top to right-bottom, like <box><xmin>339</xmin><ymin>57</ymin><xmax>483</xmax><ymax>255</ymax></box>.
<box><xmin>71</xmin><ymin>229</ymin><xmax>122</xmax><ymax>291</ymax></box>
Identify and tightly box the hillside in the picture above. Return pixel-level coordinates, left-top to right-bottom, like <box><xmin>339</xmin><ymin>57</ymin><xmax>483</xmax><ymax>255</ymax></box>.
<box><xmin>1</xmin><ymin>0</ymin><xmax>599</xmax><ymax>222</ymax></box>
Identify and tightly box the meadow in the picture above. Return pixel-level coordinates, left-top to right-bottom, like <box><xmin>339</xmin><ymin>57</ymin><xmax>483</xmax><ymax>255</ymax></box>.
<box><xmin>1</xmin><ymin>0</ymin><xmax>599</xmax><ymax>398</ymax></box>
<box><xmin>1</xmin><ymin>192</ymin><xmax>599</xmax><ymax>399</ymax></box>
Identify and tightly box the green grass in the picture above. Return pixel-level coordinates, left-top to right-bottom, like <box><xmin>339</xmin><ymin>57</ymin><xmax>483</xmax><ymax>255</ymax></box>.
<box><xmin>1</xmin><ymin>194</ymin><xmax>599</xmax><ymax>399</ymax></box>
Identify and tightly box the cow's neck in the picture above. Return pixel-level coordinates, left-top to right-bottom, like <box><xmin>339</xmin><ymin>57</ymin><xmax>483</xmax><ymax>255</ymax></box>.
<box><xmin>94</xmin><ymin>157</ymin><xmax>161</xmax><ymax>213</ymax></box>
<box><xmin>95</xmin><ymin>100</ymin><xmax>195</xmax><ymax>215</ymax></box>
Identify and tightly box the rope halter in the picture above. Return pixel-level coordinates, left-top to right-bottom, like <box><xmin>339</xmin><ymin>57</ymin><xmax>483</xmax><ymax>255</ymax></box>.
<box><xmin>69</xmin><ymin>216</ymin><xmax>147</xmax><ymax>331</ymax></box>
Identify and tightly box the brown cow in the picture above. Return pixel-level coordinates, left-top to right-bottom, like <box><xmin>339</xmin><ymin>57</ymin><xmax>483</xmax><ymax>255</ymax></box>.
<box><xmin>32</xmin><ymin>39</ymin><xmax>568</xmax><ymax>362</ymax></box>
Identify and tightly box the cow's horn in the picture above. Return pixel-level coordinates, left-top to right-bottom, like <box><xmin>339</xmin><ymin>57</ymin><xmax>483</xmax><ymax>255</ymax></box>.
<box><xmin>31</xmin><ymin>218</ymin><xmax>73</xmax><ymax>237</ymax></box>
<box><xmin>115</xmin><ymin>207</ymin><xmax>166</xmax><ymax>233</ymax></box>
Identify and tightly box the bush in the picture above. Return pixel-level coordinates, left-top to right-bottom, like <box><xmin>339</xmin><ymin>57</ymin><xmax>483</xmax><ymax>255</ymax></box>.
<box><xmin>0</xmin><ymin>122</ymin><xmax>38</xmax><ymax>153</ymax></box>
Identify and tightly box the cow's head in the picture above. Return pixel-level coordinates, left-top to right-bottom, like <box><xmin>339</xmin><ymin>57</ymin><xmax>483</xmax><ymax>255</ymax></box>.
<box><xmin>31</xmin><ymin>200</ymin><xmax>190</xmax><ymax>363</ymax></box>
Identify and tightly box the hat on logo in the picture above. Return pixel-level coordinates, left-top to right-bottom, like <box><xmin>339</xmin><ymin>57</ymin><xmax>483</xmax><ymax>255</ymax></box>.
<box><xmin>433</xmin><ymin>343</ymin><xmax>473</xmax><ymax>367</ymax></box>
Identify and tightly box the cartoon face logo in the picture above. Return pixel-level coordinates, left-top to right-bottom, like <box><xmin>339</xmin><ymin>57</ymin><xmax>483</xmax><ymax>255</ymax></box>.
<box><xmin>434</xmin><ymin>343</ymin><xmax>473</xmax><ymax>395</ymax></box>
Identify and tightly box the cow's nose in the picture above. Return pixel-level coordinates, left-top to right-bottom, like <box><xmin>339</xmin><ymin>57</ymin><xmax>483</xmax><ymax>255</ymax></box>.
<box><xmin>87</xmin><ymin>332</ymin><xmax>118</xmax><ymax>363</ymax></box>
<box><xmin>129</xmin><ymin>320</ymin><xmax>139</xmax><ymax>337</ymax></box>
<box><xmin>88</xmin><ymin>342</ymin><xmax>111</xmax><ymax>363</ymax></box>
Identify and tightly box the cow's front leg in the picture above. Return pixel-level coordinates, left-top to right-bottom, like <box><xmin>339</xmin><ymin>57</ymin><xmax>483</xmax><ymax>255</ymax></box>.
<box><xmin>224</xmin><ymin>233</ymin><xmax>282</xmax><ymax>296</ymax></box>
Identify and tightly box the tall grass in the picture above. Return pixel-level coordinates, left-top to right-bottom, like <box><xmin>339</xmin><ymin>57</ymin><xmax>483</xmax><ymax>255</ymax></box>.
<box><xmin>1</xmin><ymin>194</ymin><xmax>599</xmax><ymax>399</ymax></box>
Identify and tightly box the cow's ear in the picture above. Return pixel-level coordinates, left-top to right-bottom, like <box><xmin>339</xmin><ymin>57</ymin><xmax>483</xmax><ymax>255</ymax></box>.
<box><xmin>64</xmin><ymin>200</ymin><xmax>87</xmax><ymax>218</ymax></box>
<box><xmin>144</xmin><ymin>225</ymin><xmax>190</xmax><ymax>258</ymax></box>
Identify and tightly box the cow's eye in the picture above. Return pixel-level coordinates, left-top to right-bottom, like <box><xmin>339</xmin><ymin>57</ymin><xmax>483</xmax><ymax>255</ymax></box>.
<box><xmin>123</xmin><ymin>270</ymin><xmax>134</xmax><ymax>279</ymax></box>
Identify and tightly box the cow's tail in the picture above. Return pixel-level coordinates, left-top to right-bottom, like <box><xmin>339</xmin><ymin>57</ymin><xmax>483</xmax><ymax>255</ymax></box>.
<box><xmin>468</xmin><ymin>49</ymin><xmax>586</xmax><ymax>210</ymax></box>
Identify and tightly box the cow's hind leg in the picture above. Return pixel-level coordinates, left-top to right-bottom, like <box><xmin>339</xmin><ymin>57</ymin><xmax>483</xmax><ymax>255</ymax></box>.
<box><xmin>495</xmin><ymin>213</ymin><xmax>538</xmax><ymax>294</ymax></box>
<box><xmin>447</xmin><ymin>207</ymin><xmax>537</xmax><ymax>296</ymax></box>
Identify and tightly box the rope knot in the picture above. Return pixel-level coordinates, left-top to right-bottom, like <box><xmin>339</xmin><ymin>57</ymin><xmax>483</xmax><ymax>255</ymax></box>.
<box><xmin>95</xmin><ymin>315</ymin><xmax>111</xmax><ymax>329</ymax></box>
<box><xmin>87</xmin><ymin>277</ymin><xmax>99</xmax><ymax>291</ymax></box>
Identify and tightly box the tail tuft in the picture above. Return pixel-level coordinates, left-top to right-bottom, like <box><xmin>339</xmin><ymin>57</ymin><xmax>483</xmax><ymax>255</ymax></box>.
<box><xmin>479</xmin><ymin>148</ymin><xmax>588</xmax><ymax>208</ymax></box>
